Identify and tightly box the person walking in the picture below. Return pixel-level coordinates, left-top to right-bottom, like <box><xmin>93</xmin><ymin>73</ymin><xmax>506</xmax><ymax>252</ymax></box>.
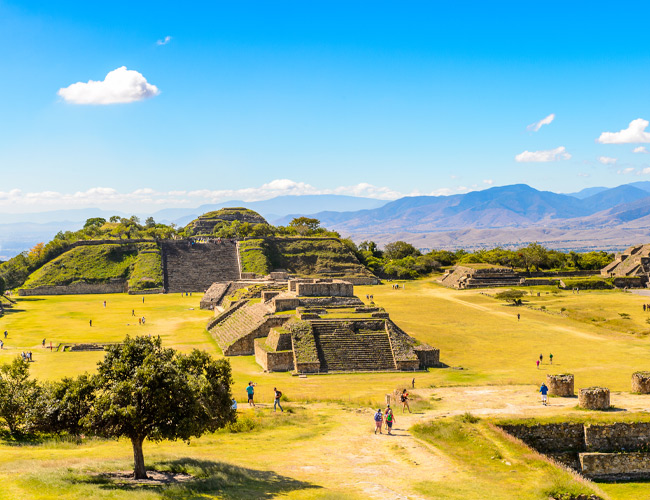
<box><xmin>373</xmin><ymin>408</ymin><xmax>383</xmax><ymax>434</ymax></box>
<box><xmin>0</xmin><ymin>340</ymin><xmax>3</xmax><ymax>350</ymax></box>
<box><xmin>517</xmin><ymin>313</ymin><xmax>520</xmax><ymax>321</ymax></box>
<box><xmin>3</xmin><ymin>330</ymin><xmax>7</xmax><ymax>339</ymax></box>
<box><xmin>539</xmin><ymin>382</ymin><xmax>549</xmax><ymax>406</ymax></box>
<box><xmin>103</xmin><ymin>300</ymin><xmax>106</xmax><ymax>308</ymax></box>
<box><xmin>89</xmin><ymin>319</ymin><xmax>92</xmax><ymax>327</ymax></box>
<box><xmin>549</xmin><ymin>353</ymin><xmax>553</xmax><ymax>365</ymax></box>
<box><xmin>132</xmin><ymin>309</ymin><xmax>135</xmax><ymax>317</ymax></box>
<box><xmin>42</xmin><ymin>338</ymin><xmax>46</xmax><ymax>347</ymax></box>
<box><xmin>246</xmin><ymin>382</ymin><xmax>256</xmax><ymax>407</ymax></box>
<box><xmin>400</xmin><ymin>389</ymin><xmax>411</xmax><ymax>413</ymax></box>
<box><xmin>412</xmin><ymin>378</ymin><xmax>415</xmax><ymax>389</ymax></box>
<box><xmin>536</xmin><ymin>359</ymin><xmax>540</xmax><ymax>369</ymax></box>
<box><xmin>273</xmin><ymin>387</ymin><xmax>283</xmax><ymax>412</ymax></box>
<box><xmin>385</xmin><ymin>406</ymin><xmax>395</xmax><ymax>435</ymax></box>
<box><xmin>539</xmin><ymin>353</ymin><xmax>543</xmax><ymax>364</ymax></box>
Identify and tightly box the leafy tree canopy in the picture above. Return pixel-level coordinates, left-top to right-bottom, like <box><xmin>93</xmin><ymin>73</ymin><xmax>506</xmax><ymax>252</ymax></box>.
<box><xmin>85</xmin><ymin>335</ymin><xmax>235</xmax><ymax>479</ymax></box>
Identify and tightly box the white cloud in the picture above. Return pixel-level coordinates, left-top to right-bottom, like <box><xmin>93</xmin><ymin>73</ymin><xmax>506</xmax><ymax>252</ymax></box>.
<box><xmin>156</xmin><ymin>36</ymin><xmax>172</xmax><ymax>46</ymax></box>
<box><xmin>515</xmin><ymin>146</ymin><xmax>571</xmax><ymax>163</ymax></box>
<box><xmin>597</xmin><ymin>118</ymin><xmax>650</xmax><ymax>144</ymax></box>
<box><xmin>618</xmin><ymin>167</ymin><xmax>635</xmax><ymax>175</ymax></box>
<box><xmin>527</xmin><ymin>113</ymin><xmax>555</xmax><ymax>132</ymax></box>
<box><xmin>634</xmin><ymin>146</ymin><xmax>648</xmax><ymax>154</ymax></box>
<box><xmin>598</xmin><ymin>156</ymin><xmax>617</xmax><ymax>165</ymax></box>
<box><xmin>58</xmin><ymin>66</ymin><xmax>160</xmax><ymax>105</ymax></box>
<box><xmin>483</xmin><ymin>179</ymin><xmax>494</xmax><ymax>185</ymax></box>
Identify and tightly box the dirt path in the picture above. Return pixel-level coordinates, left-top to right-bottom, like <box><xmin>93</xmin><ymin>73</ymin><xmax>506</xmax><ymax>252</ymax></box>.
<box><xmin>287</xmin><ymin>385</ymin><xmax>650</xmax><ymax>498</ymax></box>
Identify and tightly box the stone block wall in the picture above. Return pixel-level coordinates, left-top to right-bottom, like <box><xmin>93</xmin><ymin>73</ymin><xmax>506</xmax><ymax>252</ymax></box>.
<box><xmin>254</xmin><ymin>339</ymin><xmax>295</xmax><ymax>372</ymax></box>
<box><xmin>579</xmin><ymin>387</ymin><xmax>610</xmax><ymax>410</ymax></box>
<box><xmin>261</xmin><ymin>290</ymin><xmax>281</xmax><ymax>302</ymax></box>
<box><xmin>295</xmin><ymin>281</ymin><xmax>354</xmax><ymax>297</ymax></box>
<box><xmin>547</xmin><ymin>374</ymin><xmax>574</xmax><ymax>396</ymax></box>
<box><xmin>273</xmin><ymin>297</ymin><xmax>300</xmax><ymax>312</ymax></box>
<box><xmin>580</xmin><ymin>452</ymin><xmax>650</xmax><ymax>481</ymax></box>
<box><xmin>18</xmin><ymin>281</ymin><xmax>126</xmax><ymax>296</ymax></box>
<box><xmin>632</xmin><ymin>372</ymin><xmax>650</xmax><ymax>393</ymax></box>
<box><xmin>498</xmin><ymin>423</ymin><xmax>586</xmax><ymax>453</ymax></box>
<box><xmin>224</xmin><ymin>316</ymin><xmax>289</xmax><ymax>356</ymax></box>
<box><xmin>266</xmin><ymin>328</ymin><xmax>292</xmax><ymax>351</ymax></box>
<box><xmin>414</xmin><ymin>345</ymin><xmax>440</xmax><ymax>368</ymax></box>
<box><xmin>585</xmin><ymin>423</ymin><xmax>650</xmax><ymax>452</ymax></box>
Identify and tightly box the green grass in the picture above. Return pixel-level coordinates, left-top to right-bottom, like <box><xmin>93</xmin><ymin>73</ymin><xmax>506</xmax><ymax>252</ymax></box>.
<box><xmin>128</xmin><ymin>245</ymin><xmax>163</xmax><ymax>291</ymax></box>
<box><xmin>238</xmin><ymin>239</ymin><xmax>271</xmax><ymax>275</ymax></box>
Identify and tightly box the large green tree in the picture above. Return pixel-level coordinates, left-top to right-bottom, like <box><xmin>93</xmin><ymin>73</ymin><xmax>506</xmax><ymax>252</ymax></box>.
<box><xmin>85</xmin><ymin>335</ymin><xmax>235</xmax><ymax>479</ymax></box>
<box><xmin>0</xmin><ymin>357</ymin><xmax>41</xmax><ymax>436</ymax></box>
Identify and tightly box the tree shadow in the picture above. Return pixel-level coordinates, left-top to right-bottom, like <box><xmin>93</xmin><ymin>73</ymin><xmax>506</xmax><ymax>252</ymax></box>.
<box><xmin>66</xmin><ymin>458</ymin><xmax>322</xmax><ymax>499</ymax></box>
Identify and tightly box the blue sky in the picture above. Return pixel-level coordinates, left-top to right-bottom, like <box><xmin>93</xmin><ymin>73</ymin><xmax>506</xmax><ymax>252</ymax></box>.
<box><xmin>2</xmin><ymin>1</ymin><xmax>650</xmax><ymax>212</ymax></box>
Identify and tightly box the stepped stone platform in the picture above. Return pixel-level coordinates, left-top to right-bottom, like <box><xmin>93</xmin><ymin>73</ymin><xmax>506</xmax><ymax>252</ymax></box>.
<box><xmin>212</xmin><ymin>279</ymin><xmax>440</xmax><ymax>373</ymax></box>
<box><xmin>602</xmin><ymin>244</ymin><xmax>650</xmax><ymax>283</ymax></box>
<box><xmin>188</xmin><ymin>207</ymin><xmax>267</xmax><ymax>235</ymax></box>
<box><xmin>441</xmin><ymin>265</ymin><xmax>523</xmax><ymax>289</ymax></box>
<box><xmin>162</xmin><ymin>240</ymin><xmax>241</xmax><ymax>293</ymax></box>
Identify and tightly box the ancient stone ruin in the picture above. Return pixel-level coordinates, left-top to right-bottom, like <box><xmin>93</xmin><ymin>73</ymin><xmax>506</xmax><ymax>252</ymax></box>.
<box><xmin>601</xmin><ymin>243</ymin><xmax>650</xmax><ymax>284</ymax></box>
<box><xmin>440</xmin><ymin>265</ymin><xmax>523</xmax><ymax>289</ymax></box>
<box><xmin>500</xmin><ymin>420</ymin><xmax>650</xmax><ymax>481</ymax></box>
<box><xmin>579</xmin><ymin>387</ymin><xmax>611</xmax><ymax>410</ymax></box>
<box><xmin>205</xmin><ymin>279</ymin><xmax>440</xmax><ymax>373</ymax></box>
<box><xmin>547</xmin><ymin>374</ymin><xmax>574</xmax><ymax>397</ymax></box>
<box><xmin>632</xmin><ymin>372</ymin><xmax>650</xmax><ymax>394</ymax></box>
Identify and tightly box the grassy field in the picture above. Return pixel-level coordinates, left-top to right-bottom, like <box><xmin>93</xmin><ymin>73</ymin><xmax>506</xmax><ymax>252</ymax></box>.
<box><xmin>4</xmin><ymin>279</ymin><xmax>650</xmax><ymax>498</ymax></box>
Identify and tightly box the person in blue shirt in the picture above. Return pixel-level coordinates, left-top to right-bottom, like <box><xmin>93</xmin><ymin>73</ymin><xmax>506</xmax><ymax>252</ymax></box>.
<box><xmin>246</xmin><ymin>382</ymin><xmax>256</xmax><ymax>407</ymax></box>
<box><xmin>539</xmin><ymin>383</ymin><xmax>549</xmax><ymax>406</ymax></box>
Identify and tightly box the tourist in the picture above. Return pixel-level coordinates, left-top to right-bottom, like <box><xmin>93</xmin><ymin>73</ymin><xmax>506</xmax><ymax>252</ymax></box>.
<box><xmin>89</xmin><ymin>319</ymin><xmax>92</xmax><ymax>327</ymax></box>
<box><xmin>42</xmin><ymin>338</ymin><xmax>45</xmax><ymax>347</ymax></box>
<box><xmin>132</xmin><ymin>309</ymin><xmax>135</xmax><ymax>316</ymax></box>
<box><xmin>412</xmin><ymin>377</ymin><xmax>415</xmax><ymax>389</ymax></box>
<box><xmin>246</xmin><ymin>382</ymin><xmax>256</xmax><ymax>406</ymax></box>
<box><xmin>539</xmin><ymin>382</ymin><xmax>549</xmax><ymax>406</ymax></box>
<box><xmin>400</xmin><ymin>389</ymin><xmax>411</xmax><ymax>413</ymax></box>
<box><xmin>273</xmin><ymin>387</ymin><xmax>283</xmax><ymax>412</ymax></box>
<box><xmin>517</xmin><ymin>313</ymin><xmax>520</xmax><ymax>321</ymax></box>
<box><xmin>142</xmin><ymin>296</ymin><xmax>145</xmax><ymax>303</ymax></box>
<box><xmin>536</xmin><ymin>359</ymin><xmax>540</xmax><ymax>369</ymax></box>
<box><xmin>3</xmin><ymin>330</ymin><xmax>6</xmax><ymax>339</ymax></box>
<box><xmin>231</xmin><ymin>399</ymin><xmax>237</xmax><ymax>411</ymax></box>
<box><xmin>644</xmin><ymin>304</ymin><xmax>647</xmax><ymax>312</ymax></box>
<box><xmin>142</xmin><ymin>317</ymin><xmax>146</xmax><ymax>325</ymax></box>
<box><xmin>385</xmin><ymin>406</ymin><xmax>395</xmax><ymax>435</ymax></box>
<box><xmin>103</xmin><ymin>300</ymin><xmax>106</xmax><ymax>308</ymax></box>
<box><xmin>138</xmin><ymin>317</ymin><xmax>142</xmax><ymax>325</ymax></box>
<box><xmin>539</xmin><ymin>353</ymin><xmax>543</xmax><ymax>364</ymax></box>
<box><xmin>0</xmin><ymin>340</ymin><xmax>3</xmax><ymax>350</ymax></box>
<box><xmin>549</xmin><ymin>353</ymin><xmax>553</xmax><ymax>365</ymax></box>
<box><xmin>374</xmin><ymin>408</ymin><xmax>383</xmax><ymax>434</ymax></box>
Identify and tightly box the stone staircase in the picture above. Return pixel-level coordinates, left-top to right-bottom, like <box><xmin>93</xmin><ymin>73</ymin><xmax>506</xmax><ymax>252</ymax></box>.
<box><xmin>441</xmin><ymin>265</ymin><xmax>522</xmax><ymax>289</ymax></box>
<box><xmin>162</xmin><ymin>241</ymin><xmax>240</xmax><ymax>293</ymax></box>
<box><xmin>209</xmin><ymin>301</ymin><xmax>270</xmax><ymax>351</ymax></box>
<box><xmin>311</xmin><ymin>320</ymin><xmax>397</xmax><ymax>372</ymax></box>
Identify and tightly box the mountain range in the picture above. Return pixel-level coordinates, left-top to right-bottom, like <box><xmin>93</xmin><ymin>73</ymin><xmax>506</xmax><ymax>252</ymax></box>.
<box><xmin>4</xmin><ymin>183</ymin><xmax>650</xmax><ymax>258</ymax></box>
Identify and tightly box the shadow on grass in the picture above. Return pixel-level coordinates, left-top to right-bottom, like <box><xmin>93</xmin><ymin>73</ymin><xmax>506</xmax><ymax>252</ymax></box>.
<box><xmin>1</xmin><ymin>308</ymin><xmax>26</xmax><ymax>315</ymax></box>
<box><xmin>67</xmin><ymin>458</ymin><xmax>322</xmax><ymax>499</ymax></box>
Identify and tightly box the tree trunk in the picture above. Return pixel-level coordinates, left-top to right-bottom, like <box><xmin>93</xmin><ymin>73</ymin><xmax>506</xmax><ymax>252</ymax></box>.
<box><xmin>131</xmin><ymin>436</ymin><xmax>148</xmax><ymax>479</ymax></box>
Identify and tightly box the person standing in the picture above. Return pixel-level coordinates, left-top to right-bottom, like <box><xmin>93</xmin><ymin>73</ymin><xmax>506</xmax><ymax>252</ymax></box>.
<box><xmin>536</xmin><ymin>359</ymin><xmax>540</xmax><ymax>369</ymax></box>
<box><xmin>3</xmin><ymin>330</ymin><xmax>7</xmax><ymax>339</ymax></box>
<box><xmin>374</xmin><ymin>408</ymin><xmax>383</xmax><ymax>434</ymax></box>
<box><xmin>246</xmin><ymin>382</ymin><xmax>256</xmax><ymax>407</ymax></box>
<box><xmin>539</xmin><ymin>382</ymin><xmax>549</xmax><ymax>406</ymax></box>
<box><xmin>385</xmin><ymin>406</ymin><xmax>395</xmax><ymax>435</ymax></box>
<box><xmin>412</xmin><ymin>378</ymin><xmax>415</xmax><ymax>389</ymax></box>
<box><xmin>0</xmin><ymin>340</ymin><xmax>3</xmax><ymax>350</ymax></box>
<box><xmin>103</xmin><ymin>300</ymin><xmax>106</xmax><ymax>308</ymax></box>
<box><xmin>42</xmin><ymin>338</ymin><xmax>45</xmax><ymax>347</ymax></box>
<box><xmin>539</xmin><ymin>353</ymin><xmax>543</xmax><ymax>364</ymax></box>
<box><xmin>400</xmin><ymin>389</ymin><xmax>411</xmax><ymax>413</ymax></box>
<box><xmin>549</xmin><ymin>353</ymin><xmax>553</xmax><ymax>365</ymax></box>
<box><xmin>273</xmin><ymin>387</ymin><xmax>283</xmax><ymax>412</ymax></box>
<box><xmin>517</xmin><ymin>313</ymin><xmax>520</xmax><ymax>321</ymax></box>
<box><xmin>89</xmin><ymin>319</ymin><xmax>92</xmax><ymax>327</ymax></box>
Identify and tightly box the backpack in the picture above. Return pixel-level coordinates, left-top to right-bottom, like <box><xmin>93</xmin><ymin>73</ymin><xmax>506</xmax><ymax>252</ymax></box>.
<box><xmin>276</xmin><ymin>391</ymin><xmax>282</xmax><ymax>399</ymax></box>
<box><xmin>400</xmin><ymin>394</ymin><xmax>407</xmax><ymax>402</ymax></box>
<box><xmin>374</xmin><ymin>412</ymin><xmax>382</xmax><ymax>422</ymax></box>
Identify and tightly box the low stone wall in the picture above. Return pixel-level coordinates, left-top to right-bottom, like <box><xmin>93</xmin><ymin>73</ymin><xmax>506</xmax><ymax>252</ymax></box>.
<box><xmin>395</xmin><ymin>359</ymin><xmax>421</xmax><ymax>370</ymax></box>
<box><xmin>580</xmin><ymin>452</ymin><xmax>650</xmax><ymax>481</ymax></box>
<box><xmin>632</xmin><ymin>372</ymin><xmax>650</xmax><ymax>393</ymax></box>
<box><xmin>298</xmin><ymin>296</ymin><xmax>363</xmax><ymax>307</ymax></box>
<box><xmin>273</xmin><ymin>297</ymin><xmax>301</xmax><ymax>312</ymax></box>
<box><xmin>294</xmin><ymin>360</ymin><xmax>321</xmax><ymax>373</ymax></box>
<box><xmin>254</xmin><ymin>339</ymin><xmax>294</xmax><ymax>372</ymax></box>
<box><xmin>19</xmin><ymin>281</ymin><xmax>126</xmax><ymax>296</ymax></box>
<box><xmin>342</xmin><ymin>276</ymin><xmax>381</xmax><ymax>285</ymax></box>
<box><xmin>266</xmin><ymin>328</ymin><xmax>292</xmax><ymax>351</ymax></box>
<box><xmin>579</xmin><ymin>387</ymin><xmax>610</xmax><ymax>410</ymax></box>
<box><xmin>128</xmin><ymin>288</ymin><xmax>163</xmax><ymax>295</ymax></box>
<box><xmin>224</xmin><ymin>316</ymin><xmax>290</xmax><ymax>356</ymax></box>
<box><xmin>296</xmin><ymin>281</ymin><xmax>354</xmax><ymax>297</ymax></box>
<box><xmin>498</xmin><ymin>423</ymin><xmax>586</xmax><ymax>453</ymax></box>
<box><xmin>261</xmin><ymin>290</ymin><xmax>281</xmax><ymax>302</ymax></box>
<box><xmin>547</xmin><ymin>374</ymin><xmax>574</xmax><ymax>397</ymax></box>
<box><xmin>585</xmin><ymin>423</ymin><xmax>650</xmax><ymax>453</ymax></box>
<box><xmin>414</xmin><ymin>345</ymin><xmax>440</xmax><ymax>368</ymax></box>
